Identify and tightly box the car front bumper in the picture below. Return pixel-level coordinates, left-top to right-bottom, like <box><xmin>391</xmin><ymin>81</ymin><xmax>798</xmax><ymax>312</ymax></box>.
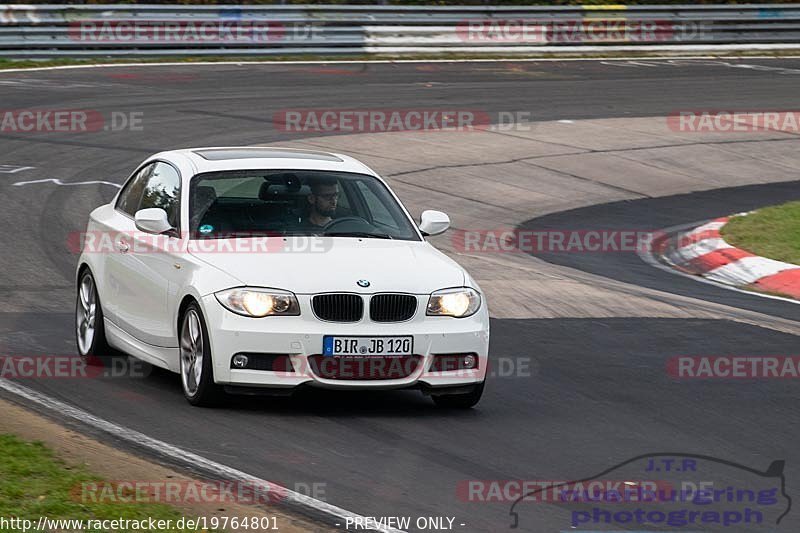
<box><xmin>201</xmin><ymin>294</ymin><xmax>490</xmax><ymax>390</ymax></box>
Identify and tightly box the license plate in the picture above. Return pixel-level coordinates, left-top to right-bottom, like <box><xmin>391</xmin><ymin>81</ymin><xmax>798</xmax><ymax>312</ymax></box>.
<box><xmin>322</xmin><ymin>336</ymin><xmax>413</xmax><ymax>356</ymax></box>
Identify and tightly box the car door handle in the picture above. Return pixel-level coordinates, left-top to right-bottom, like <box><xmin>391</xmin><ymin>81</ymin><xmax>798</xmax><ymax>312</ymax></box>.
<box><xmin>116</xmin><ymin>240</ymin><xmax>130</xmax><ymax>253</ymax></box>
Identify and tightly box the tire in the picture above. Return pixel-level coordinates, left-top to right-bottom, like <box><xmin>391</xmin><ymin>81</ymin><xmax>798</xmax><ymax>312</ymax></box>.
<box><xmin>432</xmin><ymin>381</ymin><xmax>485</xmax><ymax>409</ymax></box>
<box><xmin>76</xmin><ymin>269</ymin><xmax>112</xmax><ymax>366</ymax></box>
<box><xmin>179</xmin><ymin>302</ymin><xmax>224</xmax><ymax>407</ymax></box>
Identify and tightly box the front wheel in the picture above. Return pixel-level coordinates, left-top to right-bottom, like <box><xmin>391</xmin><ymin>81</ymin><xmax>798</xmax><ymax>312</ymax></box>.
<box><xmin>180</xmin><ymin>303</ymin><xmax>223</xmax><ymax>406</ymax></box>
<box><xmin>432</xmin><ymin>381</ymin><xmax>485</xmax><ymax>409</ymax></box>
<box><xmin>76</xmin><ymin>269</ymin><xmax>112</xmax><ymax>365</ymax></box>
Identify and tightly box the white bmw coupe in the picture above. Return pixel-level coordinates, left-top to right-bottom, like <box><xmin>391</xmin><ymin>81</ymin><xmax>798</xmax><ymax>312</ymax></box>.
<box><xmin>76</xmin><ymin>147</ymin><xmax>489</xmax><ymax>407</ymax></box>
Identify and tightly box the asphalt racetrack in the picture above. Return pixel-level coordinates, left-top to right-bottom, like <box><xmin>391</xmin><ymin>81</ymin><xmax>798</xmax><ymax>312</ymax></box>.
<box><xmin>1</xmin><ymin>58</ymin><xmax>799</xmax><ymax>532</ymax></box>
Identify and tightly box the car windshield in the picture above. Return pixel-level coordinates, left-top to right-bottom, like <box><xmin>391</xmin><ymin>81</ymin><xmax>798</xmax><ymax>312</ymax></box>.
<box><xmin>189</xmin><ymin>170</ymin><xmax>421</xmax><ymax>241</ymax></box>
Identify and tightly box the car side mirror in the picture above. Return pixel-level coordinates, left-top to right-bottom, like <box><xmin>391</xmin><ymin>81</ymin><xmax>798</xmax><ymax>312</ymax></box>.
<box><xmin>135</xmin><ymin>208</ymin><xmax>173</xmax><ymax>235</ymax></box>
<box><xmin>419</xmin><ymin>210</ymin><xmax>450</xmax><ymax>236</ymax></box>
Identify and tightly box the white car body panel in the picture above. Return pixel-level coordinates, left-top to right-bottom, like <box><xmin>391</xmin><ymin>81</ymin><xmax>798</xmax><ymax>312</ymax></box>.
<box><xmin>188</xmin><ymin>238</ymin><xmax>465</xmax><ymax>295</ymax></box>
<box><xmin>77</xmin><ymin>147</ymin><xmax>490</xmax><ymax>392</ymax></box>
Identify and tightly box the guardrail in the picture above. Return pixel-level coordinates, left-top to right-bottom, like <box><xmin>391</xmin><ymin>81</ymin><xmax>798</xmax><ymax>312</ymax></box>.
<box><xmin>1</xmin><ymin>4</ymin><xmax>800</xmax><ymax>57</ymax></box>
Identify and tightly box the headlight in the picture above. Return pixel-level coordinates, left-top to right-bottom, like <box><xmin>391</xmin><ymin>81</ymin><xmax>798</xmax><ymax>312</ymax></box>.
<box><xmin>215</xmin><ymin>288</ymin><xmax>300</xmax><ymax>317</ymax></box>
<box><xmin>426</xmin><ymin>288</ymin><xmax>481</xmax><ymax>318</ymax></box>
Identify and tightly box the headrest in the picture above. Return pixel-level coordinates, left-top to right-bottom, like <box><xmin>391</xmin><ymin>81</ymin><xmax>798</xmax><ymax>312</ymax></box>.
<box><xmin>191</xmin><ymin>186</ymin><xmax>217</xmax><ymax>227</ymax></box>
<box><xmin>194</xmin><ymin>185</ymin><xmax>217</xmax><ymax>204</ymax></box>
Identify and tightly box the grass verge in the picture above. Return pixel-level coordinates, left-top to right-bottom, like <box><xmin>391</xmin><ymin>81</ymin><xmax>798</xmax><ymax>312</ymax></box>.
<box><xmin>0</xmin><ymin>434</ymin><xmax>214</xmax><ymax>532</ymax></box>
<box><xmin>720</xmin><ymin>201</ymin><xmax>800</xmax><ymax>265</ymax></box>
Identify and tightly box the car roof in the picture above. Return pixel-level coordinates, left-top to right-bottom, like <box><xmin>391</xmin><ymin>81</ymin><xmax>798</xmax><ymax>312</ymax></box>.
<box><xmin>149</xmin><ymin>147</ymin><xmax>378</xmax><ymax>178</ymax></box>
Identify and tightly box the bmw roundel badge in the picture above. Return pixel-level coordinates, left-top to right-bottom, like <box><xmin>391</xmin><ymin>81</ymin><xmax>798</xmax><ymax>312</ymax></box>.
<box><xmin>357</xmin><ymin>279</ymin><xmax>370</xmax><ymax>288</ymax></box>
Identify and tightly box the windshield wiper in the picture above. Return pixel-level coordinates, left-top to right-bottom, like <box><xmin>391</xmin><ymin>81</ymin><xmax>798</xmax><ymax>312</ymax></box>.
<box><xmin>325</xmin><ymin>231</ymin><xmax>393</xmax><ymax>240</ymax></box>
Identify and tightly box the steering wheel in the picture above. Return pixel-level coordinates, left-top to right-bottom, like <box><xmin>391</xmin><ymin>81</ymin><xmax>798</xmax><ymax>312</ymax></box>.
<box><xmin>322</xmin><ymin>216</ymin><xmax>371</xmax><ymax>233</ymax></box>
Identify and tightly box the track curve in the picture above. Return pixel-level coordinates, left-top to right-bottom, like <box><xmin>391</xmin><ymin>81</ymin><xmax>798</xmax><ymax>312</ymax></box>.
<box><xmin>1</xmin><ymin>59</ymin><xmax>800</xmax><ymax>532</ymax></box>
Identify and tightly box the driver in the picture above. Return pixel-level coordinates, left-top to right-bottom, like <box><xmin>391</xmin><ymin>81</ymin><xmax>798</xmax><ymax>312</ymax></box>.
<box><xmin>302</xmin><ymin>178</ymin><xmax>339</xmax><ymax>228</ymax></box>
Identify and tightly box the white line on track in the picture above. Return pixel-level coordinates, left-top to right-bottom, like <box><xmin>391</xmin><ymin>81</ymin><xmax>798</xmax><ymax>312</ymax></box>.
<box><xmin>601</xmin><ymin>60</ymin><xmax>663</xmax><ymax>67</ymax></box>
<box><xmin>0</xmin><ymin>378</ymin><xmax>406</xmax><ymax>533</ymax></box>
<box><xmin>3</xmin><ymin>54</ymin><xmax>800</xmax><ymax>74</ymax></box>
<box><xmin>0</xmin><ymin>165</ymin><xmax>34</xmax><ymax>174</ymax></box>
<box><xmin>12</xmin><ymin>178</ymin><xmax>121</xmax><ymax>188</ymax></box>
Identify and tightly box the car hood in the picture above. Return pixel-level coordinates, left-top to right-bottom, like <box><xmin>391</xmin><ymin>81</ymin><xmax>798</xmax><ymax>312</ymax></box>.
<box><xmin>189</xmin><ymin>237</ymin><xmax>466</xmax><ymax>294</ymax></box>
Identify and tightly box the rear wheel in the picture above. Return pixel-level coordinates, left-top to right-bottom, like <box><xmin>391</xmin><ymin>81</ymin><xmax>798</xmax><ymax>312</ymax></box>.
<box><xmin>432</xmin><ymin>381</ymin><xmax>485</xmax><ymax>409</ymax></box>
<box><xmin>76</xmin><ymin>269</ymin><xmax>111</xmax><ymax>365</ymax></box>
<box><xmin>180</xmin><ymin>303</ymin><xmax>223</xmax><ymax>406</ymax></box>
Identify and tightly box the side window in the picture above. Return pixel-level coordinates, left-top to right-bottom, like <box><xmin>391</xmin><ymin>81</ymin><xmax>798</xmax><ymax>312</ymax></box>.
<box><xmin>139</xmin><ymin>162</ymin><xmax>181</xmax><ymax>229</ymax></box>
<box><xmin>356</xmin><ymin>181</ymin><xmax>399</xmax><ymax>229</ymax></box>
<box><xmin>116</xmin><ymin>163</ymin><xmax>154</xmax><ymax>217</ymax></box>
